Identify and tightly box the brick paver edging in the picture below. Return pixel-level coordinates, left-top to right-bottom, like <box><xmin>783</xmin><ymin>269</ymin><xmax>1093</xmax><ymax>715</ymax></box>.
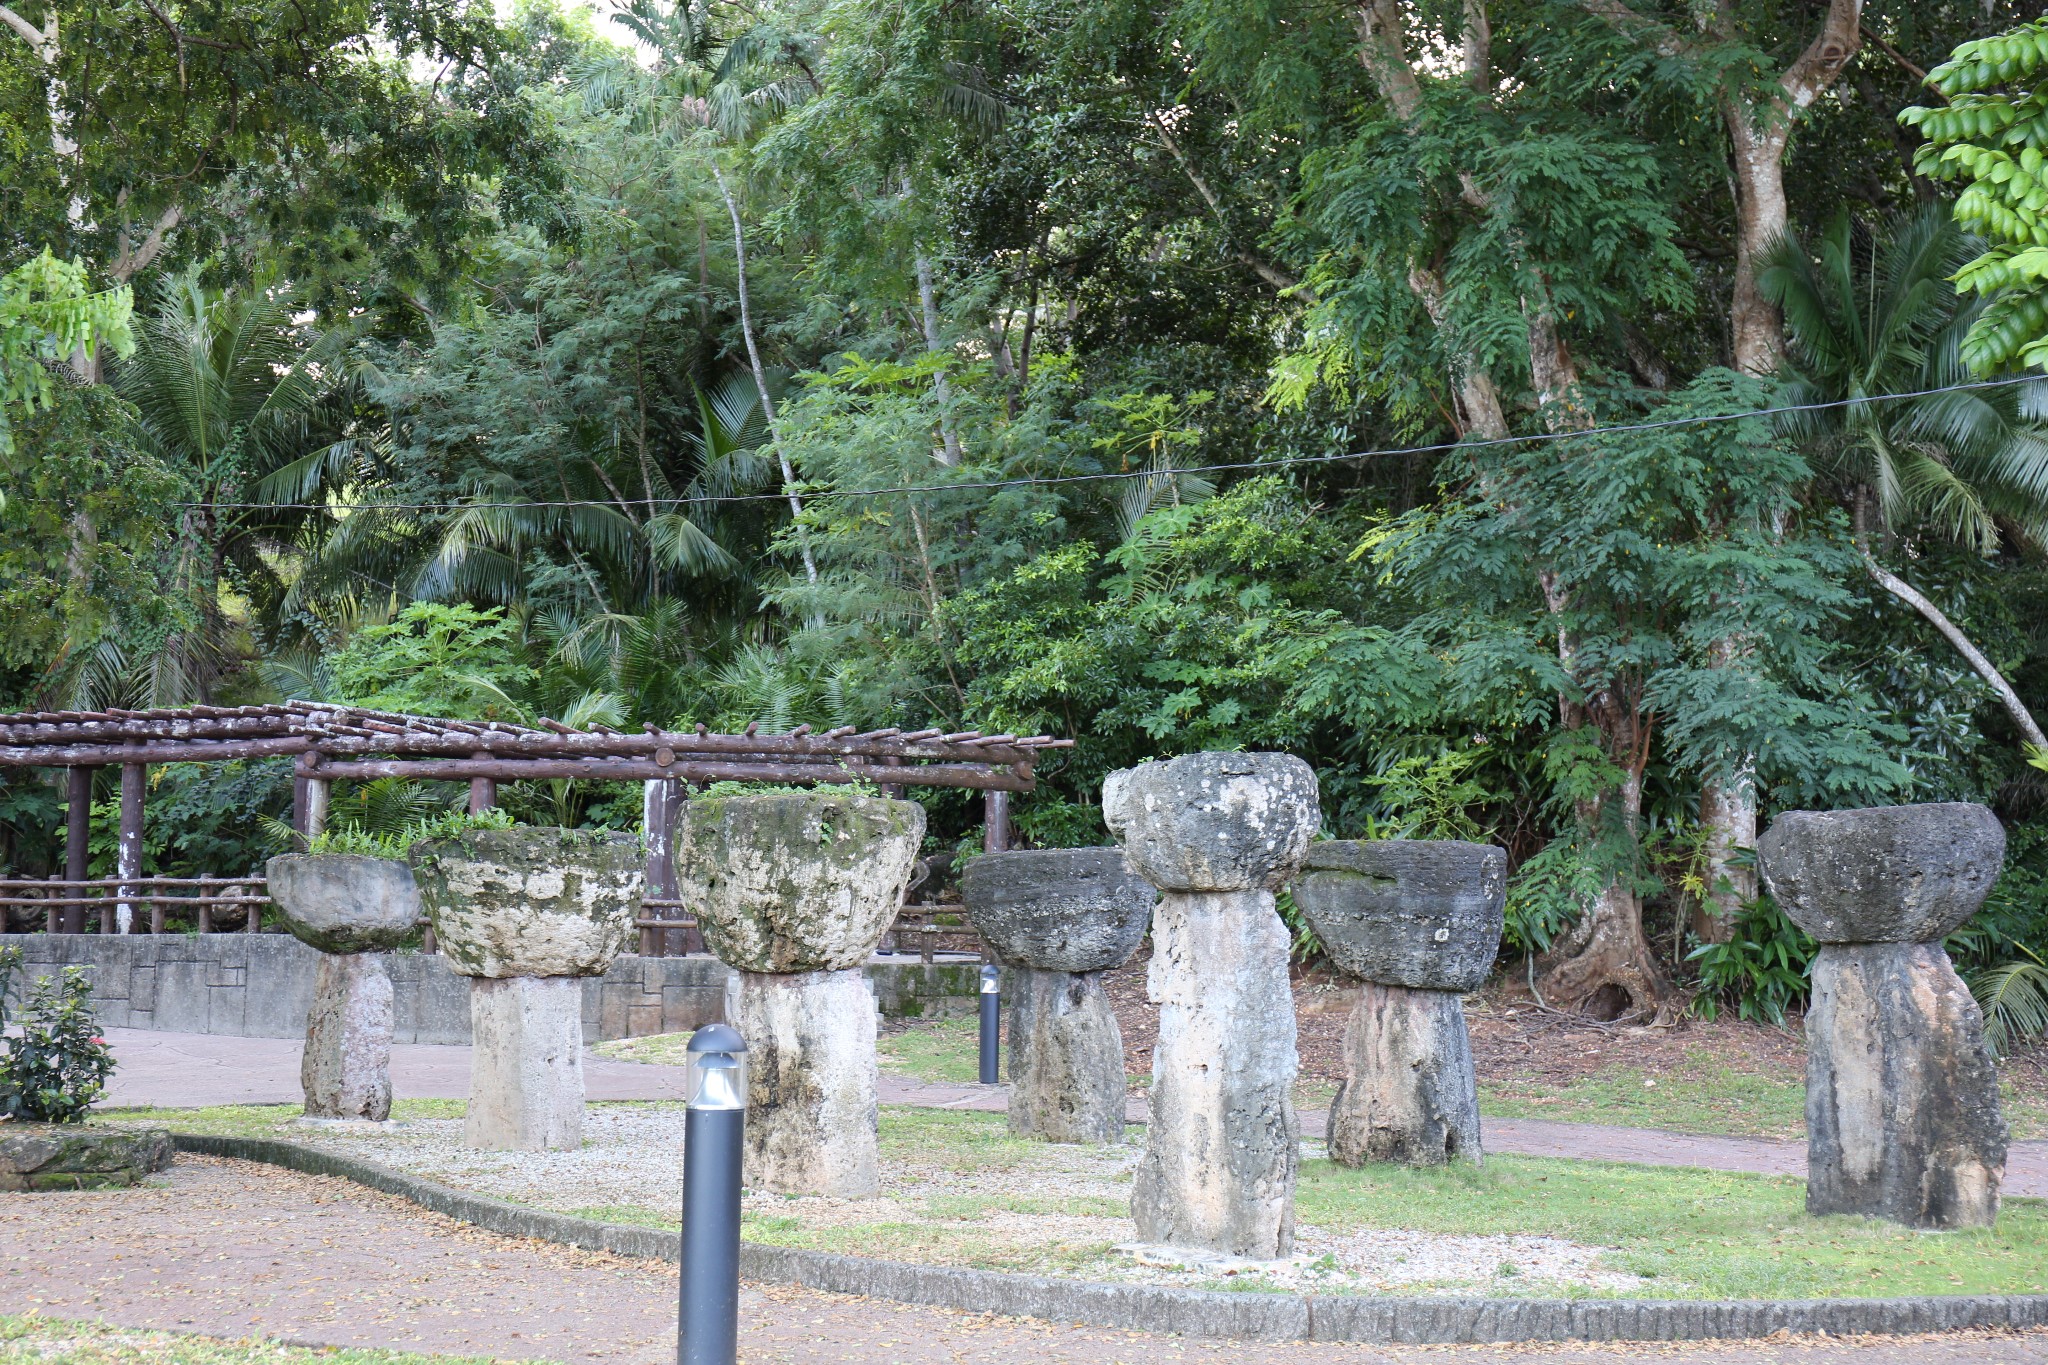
<box><xmin>172</xmin><ymin>1133</ymin><xmax>2048</xmax><ymax>1346</ymax></box>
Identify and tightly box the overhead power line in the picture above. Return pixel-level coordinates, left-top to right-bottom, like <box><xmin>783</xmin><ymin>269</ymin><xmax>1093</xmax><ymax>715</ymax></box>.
<box><xmin>180</xmin><ymin>374</ymin><xmax>2044</xmax><ymax>513</ymax></box>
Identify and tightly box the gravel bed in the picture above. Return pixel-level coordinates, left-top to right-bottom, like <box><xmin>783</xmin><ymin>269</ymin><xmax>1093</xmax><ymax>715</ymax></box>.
<box><xmin>285</xmin><ymin>1104</ymin><xmax>1649</xmax><ymax>1297</ymax></box>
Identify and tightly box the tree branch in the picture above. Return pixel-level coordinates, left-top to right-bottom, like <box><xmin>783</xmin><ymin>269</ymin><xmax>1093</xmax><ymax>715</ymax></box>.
<box><xmin>0</xmin><ymin>4</ymin><xmax>47</xmax><ymax>55</ymax></box>
<box><xmin>1576</xmin><ymin>0</ymin><xmax>1693</xmax><ymax>60</ymax></box>
<box><xmin>1781</xmin><ymin>0</ymin><xmax>1863</xmax><ymax>111</ymax></box>
<box><xmin>133</xmin><ymin>0</ymin><xmax>238</xmax><ymax>52</ymax></box>
<box><xmin>111</xmin><ymin>203</ymin><xmax>184</xmax><ymax>282</ymax></box>
<box><xmin>1145</xmin><ymin>109</ymin><xmax>1302</xmax><ymax>295</ymax></box>
<box><xmin>1352</xmin><ymin>0</ymin><xmax>1425</xmax><ymax>123</ymax></box>
<box><xmin>1866</xmin><ymin>553</ymin><xmax>2048</xmax><ymax>752</ymax></box>
<box><xmin>1867</xmin><ymin>30</ymin><xmax>1939</xmax><ymax>98</ymax></box>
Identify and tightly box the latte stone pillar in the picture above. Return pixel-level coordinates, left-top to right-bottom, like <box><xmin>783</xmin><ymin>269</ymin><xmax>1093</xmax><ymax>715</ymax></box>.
<box><xmin>1758</xmin><ymin>801</ymin><xmax>2009</xmax><ymax>1230</ymax></box>
<box><xmin>1290</xmin><ymin>840</ymin><xmax>1505</xmax><ymax>1167</ymax></box>
<box><xmin>678</xmin><ymin>792</ymin><xmax>924</xmax><ymax>1197</ymax></box>
<box><xmin>961</xmin><ymin>849</ymin><xmax>1156</xmax><ymax>1144</ymax></box>
<box><xmin>266</xmin><ymin>854</ymin><xmax>421</xmax><ymax>1122</ymax></box>
<box><xmin>1103</xmin><ymin>751</ymin><xmax>1320</xmax><ymax>1259</ymax></box>
<box><xmin>409</xmin><ymin>828</ymin><xmax>642</xmax><ymax>1151</ymax></box>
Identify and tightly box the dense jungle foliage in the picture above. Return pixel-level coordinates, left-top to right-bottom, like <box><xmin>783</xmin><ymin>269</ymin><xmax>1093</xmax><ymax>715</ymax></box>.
<box><xmin>8</xmin><ymin>0</ymin><xmax>2048</xmax><ymax>1030</ymax></box>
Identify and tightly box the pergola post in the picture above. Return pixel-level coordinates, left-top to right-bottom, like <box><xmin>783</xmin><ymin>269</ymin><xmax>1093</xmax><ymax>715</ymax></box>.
<box><xmin>642</xmin><ymin>778</ymin><xmax>672</xmax><ymax>956</ymax></box>
<box><xmin>115</xmin><ymin>761</ymin><xmax>144</xmax><ymax>935</ymax></box>
<box><xmin>305</xmin><ymin>778</ymin><xmax>331</xmax><ymax>837</ymax></box>
<box><xmin>468</xmin><ymin>751</ymin><xmax>496</xmax><ymax>814</ymax></box>
<box><xmin>984</xmin><ymin>788</ymin><xmax>1011</xmax><ymax>854</ymax></box>
<box><xmin>62</xmin><ymin>765</ymin><xmax>93</xmax><ymax>934</ymax></box>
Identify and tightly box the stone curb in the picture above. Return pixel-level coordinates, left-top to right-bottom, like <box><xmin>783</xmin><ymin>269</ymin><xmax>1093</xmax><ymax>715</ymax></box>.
<box><xmin>173</xmin><ymin>1133</ymin><xmax>2048</xmax><ymax>1345</ymax></box>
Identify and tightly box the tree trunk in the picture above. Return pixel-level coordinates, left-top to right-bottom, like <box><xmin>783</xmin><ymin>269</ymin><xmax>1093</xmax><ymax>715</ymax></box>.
<box><xmin>914</xmin><ymin>247</ymin><xmax>963</xmax><ymax>466</ymax></box>
<box><xmin>1582</xmin><ymin>0</ymin><xmax>1864</xmax><ymax>938</ymax></box>
<box><xmin>1866</xmin><ymin>555</ymin><xmax>2048</xmax><ymax>753</ymax></box>
<box><xmin>710</xmin><ymin>162</ymin><xmax>821</xmax><ymax>604</ymax></box>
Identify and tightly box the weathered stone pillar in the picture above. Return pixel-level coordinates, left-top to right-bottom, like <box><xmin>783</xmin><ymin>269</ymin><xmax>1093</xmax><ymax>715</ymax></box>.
<box><xmin>1758</xmin><ymin>802</ymin><xmax>2009</xmax><ymax>1229</ymax></box>
<box><xmin>410</xmin><ymin>828</ymin><xmax>642</xmax><ymax>1151</ymax></box>
<box><xmin>1290</xmin><ymin>840</ymin><xmax>1505</xmax><ymax>1167</ymax></box>
<box><xmin>680</xmin><ymin>792</ymin><xmax>924</xmax><ymax>1197</ymax></box>
<box><xmin>1103</xmin><ymin>751</ymin><xmax>1319</xmax><ymax>1259</ymax></box>
<box><xmin>267</xmin><ymin>853</ymin><xmax>421</xmax><ymax>1122</ymax></box>
<box><xmin>961</xmin><ymin>848</ymin><xmax>1156</xmax><ymax>1144</ymax></box>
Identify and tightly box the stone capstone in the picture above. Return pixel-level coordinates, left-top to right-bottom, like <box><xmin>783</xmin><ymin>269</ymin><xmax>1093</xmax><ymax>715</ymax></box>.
<box><xmin>678</xmin><ymin>794</ymin><xmax>924</xmax><ymax>974</ymax></box>
<box><xmin>1806</xmin><ymin>941</ymin><xmax>2007</xmax><ymax>1228</ymax></box>
<box><xmin>725</xmin><ymin>968</ymin><xmax>880</xmax><ymax>1196</ymax></box>
<box><xmin>265</xmin><ymin>854</ymin><xmax>421</xmax><ymax>955</ymax></box>
<box><xmin>0</xmin><ymin>1124</ymin><xmax>173</xmax><ymax>1191</ymax></box>
<box><xmin>1757</xmin><ymin>803</ymin><xmax>2006</xmax><ymax>944</ymax></box>
<box><xmin>301</xmin><ymin>952</ymin><xmax>394</xmax><ymax>1121</ymax></box>
<box><xmin>1289</xmin><ymin>840</ymin><xmax>1506</xmax><ymax>992</ymax></box>
<box><xmin>1132</xmin><ymin>889</ymin><xmax>1300</xmax><ymax>1258</ymax></box>
<box><xmin>464</xmin><ymin>974</ymin><xmax>587</xmax><ymax>1151</ymax></box>
<box><xmin>1102</xmin><ymin>752</ymin><xmax>1321</xmax><ymax>893</ymax></box>
<box><xmin>1006</xmin><ymin>967</ymin><xmax>1128</xmax><ymax>1144</ymax></box>
<box><xmin>410</xmin><ymin>828</ymin><xmax>642</xmax><ymax>978</ymax></box>
<box><xmin>961</xmin><ymin>848</ymin><xmax>1156</xmax><ymax>972</ymax></box>
<box><xmin>1327</xmin><ymin>983</ymin><xmax>1481</xmax><ymax>1167</ymax></box>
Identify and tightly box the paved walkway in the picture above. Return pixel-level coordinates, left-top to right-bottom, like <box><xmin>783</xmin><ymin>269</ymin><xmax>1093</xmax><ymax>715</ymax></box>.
<box><xmin>98</xmin><ymin>1028</ymin><xmax>2048</xmax><ymax>1194</ymax></box>
<box><xmin>7</xmin><ymin>1157</ymin><xmax>2047</xmax><ymax>1364</ymax></box>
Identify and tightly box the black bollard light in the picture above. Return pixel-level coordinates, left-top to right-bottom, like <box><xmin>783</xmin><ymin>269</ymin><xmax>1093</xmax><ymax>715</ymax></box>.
<box><xmin>679</xmin><ymin>1023</ymin><xmax>747</xmax><ymax>1365</ymax></box>
<box><xmin>978</xmin><ymin>963</ymin><xmax>1001</xmax><ymax>1085</ymax></box>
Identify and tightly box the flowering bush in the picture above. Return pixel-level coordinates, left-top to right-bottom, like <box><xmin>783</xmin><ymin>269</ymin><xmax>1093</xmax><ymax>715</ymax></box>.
<box><xmin>0</xmin><ymin>948</ymin><xmax>115</xmax><ymax>1123</ymax></box>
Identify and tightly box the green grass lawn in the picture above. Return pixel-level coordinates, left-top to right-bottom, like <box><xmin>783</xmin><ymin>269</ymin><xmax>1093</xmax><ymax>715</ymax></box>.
<box><xmin>0</xmin><ymin>1316</ymin><xmax>481</xmax><ymax>1365</ymax></box>
<box><xmin>94</xmin><ymin>1099</ymin><xmax>466</xmax><ymax>1139</ymax></box>
<box><xmin>102</xmin><ymin>1099</ymin><xmax>2048</xmax><ymax>1300</ymax></box>
<box><xmin>1295</xmin><ymin>1155</ymin><xmax>2048</xmax><ymax>1301</ymax></box>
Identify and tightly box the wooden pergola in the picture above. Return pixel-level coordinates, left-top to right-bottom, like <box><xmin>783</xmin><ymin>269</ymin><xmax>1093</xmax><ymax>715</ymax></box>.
<box><xmin>0</xmin><ymin>701</ymin><xmax>1069</xmax><ymax>945</ymax></box>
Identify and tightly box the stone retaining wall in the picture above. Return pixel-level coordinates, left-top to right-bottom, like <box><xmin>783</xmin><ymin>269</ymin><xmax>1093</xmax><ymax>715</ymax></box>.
<box><xmin>1</xmin><ymin>934</ymin><xmax>979</xmax><ymax>1044</ymax></box>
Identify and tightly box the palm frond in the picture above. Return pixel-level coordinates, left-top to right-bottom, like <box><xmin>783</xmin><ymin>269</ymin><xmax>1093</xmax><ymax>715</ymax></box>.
<box><xmin>1970</xmin><ymin>955</ymin><xmax>2048</xmax><ymax>1054</ymax></box>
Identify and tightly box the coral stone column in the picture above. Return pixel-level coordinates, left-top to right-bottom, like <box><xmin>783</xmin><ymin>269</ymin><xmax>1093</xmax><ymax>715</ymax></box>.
<box><xmin>410</xmin><ymin>828</ymin><xmax>642</xmax><ymax>1151</ymax></box>
<box><xmin>961</xmin><ymin>849</ymin><xmax>1156</xmax><ymax>1144</ymax></box>
<box><xmin>1758</xmin><ymin>802</ymin><xmax>2009</xmax><ymax>1229</ymax></box>
<box><xmin>679</xmin><ymin>792</ymin><xmax>924</xmax><ymax>1197</ymax></box>
<box><xmin>1103</xmin><ymin>751</ymin><xmax>1319</xmax><ymax>1259</ymax></box>
<box><xmin>267</xmin><ymin>854</ymin><xmax>421</xmax><ymax>1122</ymax></box>
<box><xmin>1290</xmin><ymin>840</ymin><xmax>1505</xmax><ymax>1167</ymax></box>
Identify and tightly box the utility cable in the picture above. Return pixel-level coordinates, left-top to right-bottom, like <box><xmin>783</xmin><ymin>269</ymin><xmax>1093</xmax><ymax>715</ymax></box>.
<box><xmin>166</xmin><ymin>373</ymin><xmax>2046</xmax><ymax>513</ymax></box>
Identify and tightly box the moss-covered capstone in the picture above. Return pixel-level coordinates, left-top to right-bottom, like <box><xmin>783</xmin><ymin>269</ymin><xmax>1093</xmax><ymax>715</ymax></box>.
<box><xmin>409</xmin><ymin>827</ymin><xmax>642</xmax><ymax>978</ymax></box>
<box><xmin>678</xmin><ymin>793</ymin><xmax>925</xmax><ymax>973</ymax></box>
<box><xmin>266</xmin><ymin>853</ymin><xmax>421</xmax><ymax>955</ymax></box>
<box><xmin>0</xmin><ymin>1124</ymin><xmax>173</xmax><ymax>1191</ymax></box>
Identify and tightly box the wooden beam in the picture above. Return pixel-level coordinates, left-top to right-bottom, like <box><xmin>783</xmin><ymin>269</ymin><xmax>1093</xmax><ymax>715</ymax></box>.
<box><xmin>0</xmin><ymin>736</ymin><xmax>311</xmax><ymax>766</ymax></box>
<box><xmin>308</xmin><ymin>756</ymin><xmax>1036</xmax><ymax>791</ymax></box>
<box><xmin>305</xmin><ymin>729</ymin><xmax>1061</xmax><ymax>765</ymax></box>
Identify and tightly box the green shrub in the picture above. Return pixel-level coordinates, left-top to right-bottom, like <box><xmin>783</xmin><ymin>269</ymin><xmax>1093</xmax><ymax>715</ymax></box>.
<box><xmin>1687</xmin><ymin>897</ymin><xmax>1815</xmax><ymax>1026</ymax></box>
<box><xmin>0</xmin><ymin>948</ymin><xmax>115</xmax><ymax>1123</ymax></box>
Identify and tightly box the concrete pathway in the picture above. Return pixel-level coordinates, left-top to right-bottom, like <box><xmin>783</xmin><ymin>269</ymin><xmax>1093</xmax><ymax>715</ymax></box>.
<box><xmin>98</xmin><ymin>1027</ymin><xmax>2048</xmax><ymax>1194</ymax></box>
<box><xmin>6</xmin><ymin>1156</ymin><xmax>2046</xmax><ymax>1365</ymax></box>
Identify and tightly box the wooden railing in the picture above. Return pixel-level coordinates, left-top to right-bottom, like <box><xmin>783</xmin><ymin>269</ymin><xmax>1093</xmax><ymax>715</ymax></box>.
<box><xmin>0</xmin><ymin>876</ymin><xmax>269</xmax><ymax>935</ymax></box>
<box><xmin>636</xmin><ymin>900</ymin><xmax>984</xmax><ymax>963</ymax></box>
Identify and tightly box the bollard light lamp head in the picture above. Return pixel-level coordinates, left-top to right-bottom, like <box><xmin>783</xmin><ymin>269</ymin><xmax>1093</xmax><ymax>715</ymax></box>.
<box><xmin>979</xmin><ymin>964</ymin><xmax>1001</xmax><ymax>994</ymax></box>
<box><xmin>686</xmin><ymin>1022</ymin><xmax>749</xmax><ymax>1111</ymax></box>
